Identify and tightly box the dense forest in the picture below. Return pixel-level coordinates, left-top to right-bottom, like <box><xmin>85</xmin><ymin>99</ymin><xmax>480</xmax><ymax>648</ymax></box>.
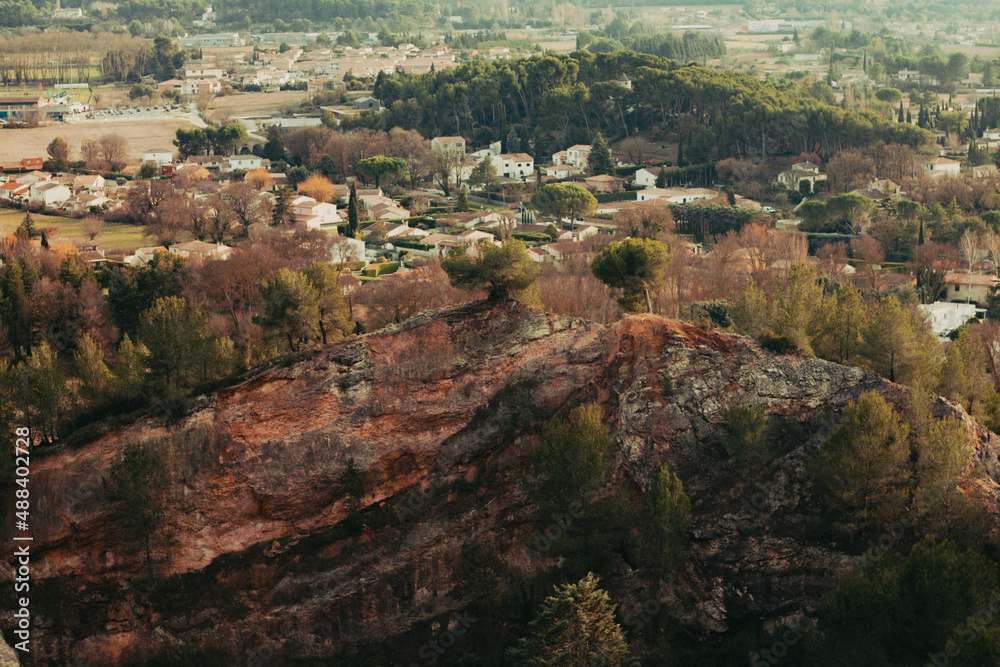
<box><xmin>213</xmin><ymin>0</ymin><xmax>431</xmax><ymax>26</ymax></box>
<box><xmin>369</xmin><ymin>51</ymin><xmax>935</xmax><ymax>160</ymax></box>
<box><xmin>577</xmin><ymin>28</ymin><xmax>726</xmax><ymax>63</ymax></box>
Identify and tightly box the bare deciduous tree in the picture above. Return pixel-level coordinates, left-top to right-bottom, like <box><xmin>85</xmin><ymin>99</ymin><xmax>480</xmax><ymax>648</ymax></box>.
<box><xmin>959</xmin><ymin>228</ymin><xmax>981</xmax><ymax>302</ymax></box>
<box><xmin>98</xmin><ymin>133</ymin><xmax>128</xmax><ymax>171</ymax></box>
<box><xmin>83</xmin><ymin>215</ymin><xmax>104</xmax><ymax>241</ymax></box>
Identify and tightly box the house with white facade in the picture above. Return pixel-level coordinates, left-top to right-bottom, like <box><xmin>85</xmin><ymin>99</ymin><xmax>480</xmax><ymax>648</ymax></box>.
<box><xmin>777</xmin><ymin>162</ymin><xmax>827</xmax><ymax>192</ymax></box>
<box><xmin>918</xmin><ymin>301</ymin><xmax>985</xmax><ymax>339</ymax></box>
<box><xmin>637</xmin><ymin>187</ymin><xmax>717</xmax><ymax>204</ymax></box>
<box><xmin>0</xmin><ymin>182</ymin><xmax>29</xmax><ymax>201</ymax></box>
<box><xmin>72</xmin><ymin>174</ymin><xmax>105</xmax><ymax>191</ymax></box>
<box><xmin>143</xmin><ymin>149</ymin><xmax>174</xmax><ymax>165</ymax></box>
<box><xmin>182</xmin><ymin>63</ymin><xmax>224</xmax><ymax>79</ymax></box>
<box><xmin>221</xmin><ymin>156</ymin><xmax>266</xmax><ymax>172</ymax></box>
<box><xmin>491</xmin><ymin>153</ymin><xmax>534</xmax><ymax>179</ymax></box>
<box><xmin>552</xmin><ymin>144</ymin><xmax>591</xmax><ymax>169</ymax></box>
<box><xmin>634</xmin><ymin>167</ymin><xmax>659</xmax><ymax>188</ymax></box>
<box><xmin>924</xmin><ymin>157</ymin><xmax>961</xmax><ymax>178</ymax></box>
<box><xmin>945</xmin><ymin>272</ymin><xmax>998</xmax><ymax>305</ymax></box>
<box><xmin>169</xmin><ymin>241</ymin><xmax>233</xmax><ymax>260</ymax></box>
<box><xmin>292</xmin><ymin>196</ymin><xmax>341</xmax><ymax>230</ymax></box>
<box><xmin>431</xmin><ymin>136</ymin><xmax>466</xmax><ymax>155</ymax></box>
<box><xmin>29</xmin><ymin>181</ymin><xmax>71</xmax><ymax>207</ymax></box>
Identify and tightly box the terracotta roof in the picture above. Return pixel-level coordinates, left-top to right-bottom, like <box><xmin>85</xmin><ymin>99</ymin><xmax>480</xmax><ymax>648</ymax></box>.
<box><xmin>945</xmin><ymin>272</ymin><xmax>998</xmax><ymax>286</ymax></box>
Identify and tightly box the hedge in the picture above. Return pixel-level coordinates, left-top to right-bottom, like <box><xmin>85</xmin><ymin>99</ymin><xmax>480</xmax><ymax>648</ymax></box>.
<box><xmin>391</xmin><ymin>239</ymin><xmax>435</xmax><ymax>251</ymax></box>
<box><xmin>361</xmin><ymin>261</ymin><xmax>400</xmax><ymax>277</ymax></box>
<box><xmin>595</xmin><ymin>191</ymin><xmax>638</xmax><ymax>203</ymax></box>
<box><xmin>514</xmin><ymin>232</ymin><xmax>553</xmax><ymax>243</ymax></box>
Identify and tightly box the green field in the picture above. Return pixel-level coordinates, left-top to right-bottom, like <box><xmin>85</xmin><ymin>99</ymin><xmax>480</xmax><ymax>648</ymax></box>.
<box><xmin>0</xmin><ymin>210</ymin><xmax>148</xmax><ymax>251</ymax></box>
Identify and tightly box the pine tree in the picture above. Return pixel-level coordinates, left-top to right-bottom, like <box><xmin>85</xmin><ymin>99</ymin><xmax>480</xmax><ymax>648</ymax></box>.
<box><xmin>647</xmin><ymin>463</ymin><xmax>691</xmax><ymax>572</ymax></box>
<box><xmin>809</xmin><ymin>391</ymin><xmax>911</xmax><ymax>532</ymax></box>
<box><xmin>271</xmin><ymin>187</ymin><xmax>293</xmax><ymax>226</ymax></box>
<box><xmin>18</xmin><ymin>212</ymin><xmax>35</xmax><ymax>238</ymax></box>
<box><xmin>100</xmin><ymin>443</ymin><xmax>166</xmax><ymax>579</ymax></box>
<box><xmin>347</xmin><ymin>183</ymin><xmax>360</xmax><ymax>237</ymax></box>
<box><xmin>507</xmin><ymin>574</ymin><xmax>635</xmax><ymax>667</ymax></box>
<box><xmin>587</xmin><ymin>132</ymin><xmax>614</xmax><ymax>176</ymax></box>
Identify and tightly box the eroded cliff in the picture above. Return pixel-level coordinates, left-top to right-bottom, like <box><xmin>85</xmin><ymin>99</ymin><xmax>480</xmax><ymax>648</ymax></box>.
<box><xmin>6</xmin><ymin>300</ymin><xmax>1000</xmax><ymax>665</ymax></box>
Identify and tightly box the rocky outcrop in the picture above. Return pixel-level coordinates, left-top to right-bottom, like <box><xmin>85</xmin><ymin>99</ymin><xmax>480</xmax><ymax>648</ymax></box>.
<box><xmin>6</xmin><ymin>300</ymin><xmax>1000</xmax><ymax>665</ymax></box>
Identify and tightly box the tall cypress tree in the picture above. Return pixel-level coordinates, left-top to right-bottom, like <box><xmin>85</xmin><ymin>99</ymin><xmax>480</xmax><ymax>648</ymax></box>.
<box><xmin>347</xmin><ymin>183</ymin><xmax>359</xmax><ymax>238</ymax></box>
<box><xmin>898</xmin><ymin>102</ymin><xmax>905</xmax><ymax>123</ymax></box>
<box><xmin>587</xmin><ymin>133</ymin><xmax>613</xmax><ymax>176</ymax></box>
<box><xmin>676</xmin><ymin>135</ymin><xmax>686</xmax><ymax>168</ymax></box>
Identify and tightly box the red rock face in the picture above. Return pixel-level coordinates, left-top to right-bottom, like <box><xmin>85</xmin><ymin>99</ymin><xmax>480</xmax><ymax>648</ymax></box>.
<box><xmin>11</xmin><ymin>300</ymin><xmax>1000</xmax><ymax>664</ymax></box>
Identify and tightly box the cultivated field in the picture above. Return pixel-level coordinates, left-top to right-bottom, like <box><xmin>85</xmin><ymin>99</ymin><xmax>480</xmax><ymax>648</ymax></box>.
<box><xmin>207</xmin><ymin>90</ymin><xmax>312</xmax><ymax>123</ymax></box>
<box><xmin>0</xmin><ymin>119</ymin><xmax>197</xmax><ymax>164</ymax></box>
<box><xmin>0</xmin><ymin>209</ymin><xmax>148</xmax><ymax>251</ymax></box>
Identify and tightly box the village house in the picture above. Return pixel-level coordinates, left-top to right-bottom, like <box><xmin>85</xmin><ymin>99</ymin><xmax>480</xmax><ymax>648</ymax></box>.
<box><xmin>352</xmin><ymin>96</ymin><xmax>381</xmax><ymax>111</ymax></box>
<box><xmin>182</xmin><ymin>62</ymin><xmax>225</xmax><ymax>79</ymax></box>
<box><xmin>221</xmin><ymin>156</ymin><xmax>266</xmax><ymax>172</ymax></box>
<box><xmin>63</xmin><ymin>192</ymin><xmax>108</xmax><ymax>215</ymax></box>
<box><xmin>552</xmin><ymin>144</ymin><xmax>592</xmax><ymax>169</ymax></box>
<box><xmin>368</xmin><ymin>202</ymin><xmax>410</xmax><ymax>220</ymax></box>
<box><xmin>169</xmin><ymin>240</ymin><xmax>233</xmax><ymax>260</ymax></box>
<box><xmin>29</xmin><ymin>181</ymin><xmax>71</xmax><ymax>207</ymax></box>
<box><xmin>292</xmin><ymin>196</ymin><xmax>341</xmax><ymax>230</ymax></box>
<box><xmin>78</xmin><ymin>249</ymin><xmax>108</xmax><ymax>270</ymax></box>
<box><xmin>924</xmin><ymin>157</ymin><xmax>961</xmax><ymax>178</ymax></box>
<box><xmin>634</xmin><ymin>167</ymin><xmax>660</xmax><ymax>188</ymax></box>
<box><xmin>584</xmin><ymin>174</ymin><xmax>624</xmax><ymax>194</ymax></box>
<box><xmin>544</xmin><ymin>164</ymin><xmax>583</xmax><ymax>180</ymax></box>
<box><xmin>157</xmin><ymin>79</ymin><xmax>224</xmax><ymax>96</ymax></box>
<box><xmin>919</xmin><ymin>302</ymin><xmax>986</xmax><ymax>339</ymax></box>
<box><xmin>16</xmin><ymin>171</ymin><xmax>50</xmax><ymax>185</ymax></box>
<box><xmin>438</xmin><ymin>211</ymin><xmax>505</xmax><ymax>229</ymax></box>
<box><xmin>187</xmin><ymin>155</ymin><xmax>226</xmax><ymax>169</ymax></box>
<box><xmin>944</xmin><ymin>272</ymin><xmax>998</xmax><ymax>305</ymax></box>
<box><xmin>637</xmin><ymin>187</ymin><xmax>717</xmax><ymax>204</ymax></box>
<box><xmin>431</xmin><ymin>136</ymin><xmax>466</xmax><ymax>156</ymax></box>
<box><xmin>0</xmin><ymin>182</ymin><xmax>30</xmax><ymax>201</ymax></box>
<box><xmin>124</xmin><ymin>246</ymin><xmax>169</xmax><ymax>266</ymax></box>
<box><xmin>777</xmin><ymin>161</ymin><xmax>827</xmax><ymax>192</ymax></box>
<box><xmin>491</xmin><ymin>153</ymin><xmax>534</xmax><ymax>179</ymax></box>
<box><xmin>72</xmin><ymin>174</ymin><xmax>105</xmax><ymax>191</ymax></box>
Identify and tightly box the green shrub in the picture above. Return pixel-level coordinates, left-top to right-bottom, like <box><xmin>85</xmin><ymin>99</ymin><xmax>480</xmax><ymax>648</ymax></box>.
<box><xmin>723</xmin><ymin>403</ymin><xmax>772</xmax><ymax>465</ymax></box>
<box><xmin>759</xmin><ymin>331</ymin><xmax>797</xmax><ymax>354</ymax></box>
<box><xmin>360</xmin><ymin>261</ymin><xmax>399</xmax><ymax>277</ymax></box>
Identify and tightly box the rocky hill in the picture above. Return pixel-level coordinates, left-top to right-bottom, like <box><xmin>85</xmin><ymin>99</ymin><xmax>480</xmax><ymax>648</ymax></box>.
<box><xmin>6</xmin><ymin>300</ymin><xmax>1000</xmax><ymax>665</ymax></box>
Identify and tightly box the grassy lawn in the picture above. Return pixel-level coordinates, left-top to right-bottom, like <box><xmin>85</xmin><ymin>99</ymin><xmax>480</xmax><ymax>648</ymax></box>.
<box><xmin>0</xmin><ymin>210</ymin><xmax>148</xmax><ymax>251</ymax></box>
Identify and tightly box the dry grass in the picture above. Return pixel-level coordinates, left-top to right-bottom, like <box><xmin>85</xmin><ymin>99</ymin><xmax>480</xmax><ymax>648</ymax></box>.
<box><xmin>0</xmin><ymin>209</ymin><xmax>148</xmax><ymax>251</ymax></box>
<box><xmin>207</xmin><ymin>91</ymin><xmax>312</xmax><ymax>123</ymax></box>
<box><xmin>0</xmin><ymin>119</ymin><xmax>197</xmax><ymax>165</ymax></box>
